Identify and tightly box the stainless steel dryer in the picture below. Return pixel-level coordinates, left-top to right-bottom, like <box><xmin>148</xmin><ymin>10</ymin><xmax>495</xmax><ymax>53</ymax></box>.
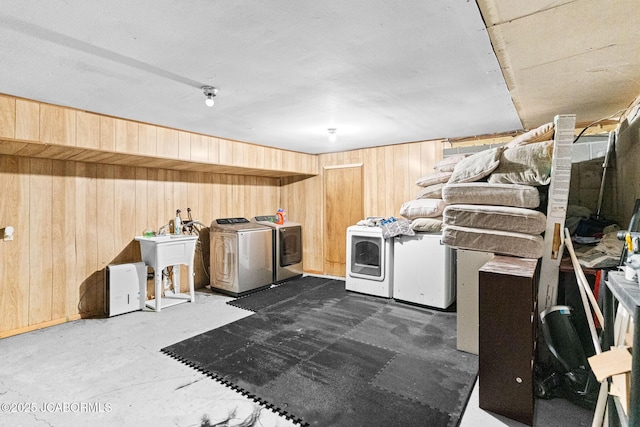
<box><xmin>209</xmin><ymin>217</ymin><xmax>273</xmax><ymax>296</ymax></box>
<box><xmin>252</xmin><ymin>215</ymin><xmax>303</xmax><ymax>283</ymax></box>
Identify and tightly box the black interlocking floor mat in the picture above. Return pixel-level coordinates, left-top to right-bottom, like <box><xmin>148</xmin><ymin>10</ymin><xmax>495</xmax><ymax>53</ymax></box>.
<box><xmin>162</xmin><ymin>276</ymin><xmax>477</xmax><ymax>426</ymax></box>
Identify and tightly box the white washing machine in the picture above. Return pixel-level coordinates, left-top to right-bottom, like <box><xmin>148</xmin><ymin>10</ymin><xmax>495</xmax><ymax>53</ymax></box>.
<box><xmin>393</xmin><ymin>232</ymin><xmax>455</xmax><ymax>309</ymax></box>
<box><xmin>252</xmin><ymin>215</ymin><xmax>303</xmax><ymax>284</ymax></box>
<box><xmin>209</xmin><ymin>217</ymin><xmax>274</xmax><ymax>297</ymax></box>
<box><xmin>346</xmin><ymin>225</ymin><xmax>393</xmax><ymax>298</ymax></box>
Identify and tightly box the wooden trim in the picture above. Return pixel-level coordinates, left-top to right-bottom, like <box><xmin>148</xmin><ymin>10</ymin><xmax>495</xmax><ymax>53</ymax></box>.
<box><xmin>0</xmin><ymin>314</ymin><xmax>83</xmax><ymax>339</ymax></box>
<box><xmin>323</xmin><ymin>163</ymin><xmax>363</xmax><ymax>170</ymax></box>
<box><xmin>0</xmin><ymin>137</ymin><xmax>316</xmax><ymax>178</ymax></box>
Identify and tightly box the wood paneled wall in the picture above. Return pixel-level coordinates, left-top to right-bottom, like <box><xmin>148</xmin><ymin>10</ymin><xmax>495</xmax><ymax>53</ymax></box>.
<box><xmin>3</xmin><ymin>91</ymin><xmax>638</xmax><ymax>338</ymax></box>
<box><xmin>281</xmin><ymin>140</ymin><xmax>447</xmax><ymax>274</ymax></box>
<box><xmin>0</xmin><ymin>155</ymin><xmax>280</xmax><ymax>336</ymax></box>
<box><xmin>0</xmin><ymin>94</ymin><xmax>317</xmax><ymax>177</ymax></box>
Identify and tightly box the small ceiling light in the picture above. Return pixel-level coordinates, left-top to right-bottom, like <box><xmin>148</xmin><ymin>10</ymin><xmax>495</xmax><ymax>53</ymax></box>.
<box><xmin>328</xmin><ymin>128</ymin><xmax>337</xmax><ymax>142</ymax></box>
<box><xmin>202</xmin><ymin>86</ymin><xmax>218</xmax><ymax>107</ymax></box>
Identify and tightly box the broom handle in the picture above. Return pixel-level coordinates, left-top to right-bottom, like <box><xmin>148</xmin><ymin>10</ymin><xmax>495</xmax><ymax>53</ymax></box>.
<box><xmin>564</xmin><ymin>228</ymin><xmax>605</xmax><ymax>329</ymax></box>
<box><xmin>564</xmin><ymin>228</ymin><xmax>607</xmax><ymax>427</ymax></box>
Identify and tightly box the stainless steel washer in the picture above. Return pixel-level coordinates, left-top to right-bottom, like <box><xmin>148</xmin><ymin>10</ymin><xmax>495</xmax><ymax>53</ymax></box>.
<box><xmin>252</xmin><ymin>215</ymin><xmax>303</xmax><ymax>284</ymax></box>
<box><xmin>209</xmin><ymin>217</ymin><xmax>273</xmax><ymax>296</ymax></box>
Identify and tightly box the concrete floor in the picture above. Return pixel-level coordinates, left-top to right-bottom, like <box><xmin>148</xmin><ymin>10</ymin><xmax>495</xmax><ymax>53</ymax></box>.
<box><xmin>0</xmin><ymin>283</ymin><xmax>595</xmax><ymax>427</ymax></box>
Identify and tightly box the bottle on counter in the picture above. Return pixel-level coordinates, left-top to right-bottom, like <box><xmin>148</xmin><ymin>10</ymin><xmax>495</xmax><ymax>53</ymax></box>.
<box><xmin>174</xmin><ymin>209</ymin><xmax>182</xmax><ymax>235</ymax></box>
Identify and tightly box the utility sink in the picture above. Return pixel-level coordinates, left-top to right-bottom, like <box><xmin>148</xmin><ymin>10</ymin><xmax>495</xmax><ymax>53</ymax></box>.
<box><xmin>136</xmin><ymin>234</ymin><xmax>198</xmax><ymax>242</ymax></box>
<box><xmin>134</xmin><ymin>235</ymin><xmax>198</xmax><ymax>266</ymax></box>
<box><xmin>134</xmin><ymin>234</ymin><xmax>198</xmax><ymax>312</ymax></box>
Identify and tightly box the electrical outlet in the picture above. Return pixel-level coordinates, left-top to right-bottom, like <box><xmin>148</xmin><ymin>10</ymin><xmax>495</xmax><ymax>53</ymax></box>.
<box><xmin>3</xmin><ymin>226</ymin><xmax>13</xmax><ymax>241</ymax></box>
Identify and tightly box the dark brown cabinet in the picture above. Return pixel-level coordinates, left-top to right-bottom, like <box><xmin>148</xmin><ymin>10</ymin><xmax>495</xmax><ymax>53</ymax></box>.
<box><xmin>478</xmin><ymin>255</ymin><xmax>539</xmax><ymax>426</ymax></box>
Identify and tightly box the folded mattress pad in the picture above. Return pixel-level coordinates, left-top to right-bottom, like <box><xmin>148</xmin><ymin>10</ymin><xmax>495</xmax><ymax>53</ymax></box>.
<box><xmin>443</xmin><ymin>204</ymin><xmax>546</xmax><ymax>235</ymax></box>
<box><xmin>442</xmin><ymin>225</ymin><xmax>544</xmax><ymax>259</ymax></box>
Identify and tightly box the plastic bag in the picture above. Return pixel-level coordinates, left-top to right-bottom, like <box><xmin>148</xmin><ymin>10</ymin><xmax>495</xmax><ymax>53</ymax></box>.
<box><xmin>379</xmin><ymin>217</ymin><xmax>415</xmax><ymax>239</ymax></box>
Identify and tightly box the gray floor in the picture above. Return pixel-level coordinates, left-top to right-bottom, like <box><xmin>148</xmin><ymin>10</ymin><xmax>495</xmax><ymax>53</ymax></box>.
<box><xmin>0</xmin><ymin>282</ymin><xmax>595</xmax><ymax>427</ymax></box>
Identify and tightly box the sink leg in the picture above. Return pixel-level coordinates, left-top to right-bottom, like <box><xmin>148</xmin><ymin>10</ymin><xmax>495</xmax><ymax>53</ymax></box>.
<box><xmin>188</xmin><ymin>263</ymin><xmax>195</xmax><ymax>303</ymax></box>
<box><xmin>155</xmin><ymin>267</ymin><xmax>162</xmax><ymax>312</ymax></box>
<box><xmin>174</xmin><ymin>265</ymin><xmax>180</xmax><ymax>294</ymax></box>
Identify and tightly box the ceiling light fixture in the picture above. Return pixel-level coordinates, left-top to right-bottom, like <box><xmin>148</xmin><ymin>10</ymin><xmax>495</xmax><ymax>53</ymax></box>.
<box><xmin>328</xmin><ymin>128</ymin><xmax>337</xmax><ymax>142</ymax></box>
<box><xmin>202</xmin><ymin>86</ymin><xmax>218</xmax><ymax>107</ymax></box>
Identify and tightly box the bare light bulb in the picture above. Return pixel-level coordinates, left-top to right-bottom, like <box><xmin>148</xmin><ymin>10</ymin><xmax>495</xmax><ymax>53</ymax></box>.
<box><xmin>202</xmin><ymin>86</ymin><xmax>218</xmax><ymax>107</ymax></box>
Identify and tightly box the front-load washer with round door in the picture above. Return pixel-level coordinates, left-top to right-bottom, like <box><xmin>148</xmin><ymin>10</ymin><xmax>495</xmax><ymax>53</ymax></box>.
<box><xmin>345</xmin><ymin>225</ymin><xmax>393</xmax><ymax>298</ymax></box>
<box><xmin>209</xmin><ymin>217</ymin><xmax>273</xmax><ymax>297</ymax></box>
<box><xmin>252</xmin><ymin>215</ymin><xmax>303</xmax><ymax>284</ymax></box>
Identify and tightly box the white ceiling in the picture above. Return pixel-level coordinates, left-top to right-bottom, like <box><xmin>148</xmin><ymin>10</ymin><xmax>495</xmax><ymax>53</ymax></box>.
<box><xmin>0</xmin><ymin>1</ymin><xmax>638</xmax><ymax>154</ymax></box>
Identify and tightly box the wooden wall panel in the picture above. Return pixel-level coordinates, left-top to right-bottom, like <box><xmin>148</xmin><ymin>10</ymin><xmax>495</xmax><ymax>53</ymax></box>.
<box><xmin>407</xmin><ymin>143</ymin><xmax>423</xmax><ymax>198</ymax></box>
<box><xmin>52</xmin><ymin>161</ymin><xmax>77</xmax><ymax>319</ymax></box>
<box><xmin>178</xmin><ymin>131</ymin><xmax>191</xmax><ymax>161</ymax></box>
<box><xmin>233</xmin><ymin>142</ymin><xmax>250</xmax><ymax>168</ymax></box>
<box><xmin>207</xmin><ymin>136</ymin><xmax>220</xmax><ymax>164</ymax></box>
<box><xmin>3</xmin><ymin>94</ymin><xmax>318</xmax><ymax>177</ymax></box>
<box><xmin>138</xmin><ymin>123</ymin><xmax>157</xmax><ymax>157</ymax></box>
<box><xmin>281</xmin><ymin>151</ymin><xmax>298</xmax><ymax>172</ymax></box>
<box><xmin>96</xmin><ymin>164</ymin><xmax>116</xmax><ymax>313</ymax></box>
<box><xmin>281</xmin><ymin>173</ymin><xmax>322</xmax><ymax>273</ymax></box>
<box><xmin>247</xmin><ymin>144</ymin><xmax>265</xmax><ymax>170</ymax></box>
<box><xmin>135</xmin><ymin>168</ymin><xmax>149</xmax><ymax>239</ymax></box>
<box><xmin>113</xmin><ymin>166</ymin><xmax>137</xmax><ymax>264</ymax></box>
<box><xmin>156</xmin><ymin>127</ymin><xmax>179</xmax><ymax>159</ymax></box>
<box><xmin>2</xmin><ymin>138</ymin><xmax>446</xmax><ymax>334</ymax></box>
<box><xmin>264</xmin><ymin>146</ymin><xmax>283</xmax><ymax>171</ymax></box>
<box><xmin>15</xmin><ymin>99</ymin><xmax>39</xmax><ymax>141</ymax></box>
<box><xmin>115</xmin><ymin>119</ymin><xmax>138</xmax><ymax>154</ymax></box>
<box><xmin>392</xmin><ymin>144</ymin><xmax>412</xmax><ymax>212</ymax></box>
<box><xmin>209</xmin><ymin>173</ymin><xmax>224</xmax><ymax>220</ymax></box>
<box><xmin>362</xmin><ymin>148</ymin><xmax>379</xmax><ymax>218</ymax></box>
<box><xmin>29</xmin><ymin>158</ymin><xmax>53</xmax><ymax>324</ymax></box>
<box><xmin>75</xmin><ymin>163</ymin><xmax>98</xmax><ymax>315</ymax></box>
<box><xmin>0</xmin><ymin>156</ymin><xmax>30</xmax><ymax>333</ymax></box>
<box><xmin>0</xmin><ymin>94</ymin><xmax>16</xmax><ymax>138</ymax></box>
<box><xmin>420</xmin><ymin>140</ymin><xmax>445</xmax><ymax>176</ymax></box>
<box><xmin>229</xmin><ymin>175</ymin><xmax>246</xmax><ymax>217</ymax></box>
<box><xmin>253</xmin><ymin>177</ymin><xmax>276</xmax><ymax>217</ymax></box>
<box><xmin>155</xmin><ymin>169</ymin><xmax>169</xmax><ymax>230</ymax></box>
<box><xmin>281</xmin><ymin>140</ymin><xmax>444</xmax><ymax>278</ymax></box>
<box><xmin>173</xmin><ymin>171</ymin><xmax>187</xmax><ymax>291</ymax></box>
<box><xmin>197</xmin><ymin>172</ymin><xmax>214</xmax><ymax>226</ymax></box>
<box><xmin>146</xmin><ymin>169</ymin><xmax>161</xmax><ymax>231</ymax></box>
<box><xmin>0</xmin><ymin>140</ymin><xmax>28</xmax><ymax>156</ymax></box>
<box><xmin>323</xmin><ymin>165</ymin><xmax>363</xmax><ymax>276</ymax></box>
<box><xmin>40</xmin><ymin>104</ymin><xmax>76</xmax><ymax>146</ymax></box>
<box><xmin>218</xmin><ymin>139</ymin><xmax>233</xmax><ymax>166</ymax></box>
<box><xmin>76</xmin><ymin>111</ymin><xmax>101</xmax><ymax>150</ymax></box>
<box><xmin>100</xmin><ymin>116</ymin><xmax>116</xmax><ymax>151</ymax></box>
<box><xmin>217</xmin><ymin>175</ymin><xmax>232</xmax><ymax>218</ymax></box>
<box><xmin>190</xmin><ymin>134</ymin><xmax>209</xmax><ymax>163</ymax></box>
<box><xmin>176</xmin><ymin>172</ymin><xmax>190</xmax><ymax>219</ymax></box>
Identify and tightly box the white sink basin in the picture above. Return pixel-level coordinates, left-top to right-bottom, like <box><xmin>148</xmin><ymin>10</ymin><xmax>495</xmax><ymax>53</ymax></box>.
<box><xmin>135</xmin><ymin>235</ymin><xmax>198</xmax><ymax>242</ymax></box>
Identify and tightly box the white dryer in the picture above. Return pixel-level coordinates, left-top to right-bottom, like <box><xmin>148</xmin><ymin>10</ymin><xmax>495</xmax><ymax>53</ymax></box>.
<box><xmin>345</xmin><ymin>225</ymin><xmax>393</xmax><ymax>298</ymax></box>
<box><xmin>393</xmin><ymin>232</ymin><xmax>455</xmax><ymax>309</ymax></box>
